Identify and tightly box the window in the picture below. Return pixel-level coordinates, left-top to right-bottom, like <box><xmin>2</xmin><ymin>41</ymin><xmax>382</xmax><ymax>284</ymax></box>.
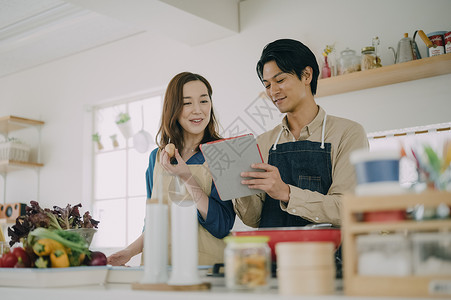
<box><xmin>91</xmin><ymin>93</ymin><xmax>163</xmax><ymax>250</ymax></box>
<box><xmin>368</xmin><ymin>122</ymin><xmax>451</xmax><ymax>188</ymax></box>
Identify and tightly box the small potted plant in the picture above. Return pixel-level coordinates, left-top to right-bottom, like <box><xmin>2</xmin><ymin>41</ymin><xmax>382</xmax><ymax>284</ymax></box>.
<box><xmin>115</xmin><ymin>112</ymin><xmax>133</xmax><ymax>139</ymax></box>
<box><xmin>110</xmin><ymin>134</ymin><xmax>119</xmax><ymax>148</ymax></box>
<box><xmin>92</xmin><ymin>133</ymin><xmax>103</xmax><ymax>150</ymax></box>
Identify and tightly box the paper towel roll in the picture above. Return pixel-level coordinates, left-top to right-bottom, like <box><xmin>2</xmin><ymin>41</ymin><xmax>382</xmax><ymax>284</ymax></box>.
<box><xmin>168</xmin><ymin>199</ymin><xmax>201</xmax><ymax>285</ymax></box>
<box><xmin>140</xmin><ymin>202</ymin><xmax>168</xmax><ymax>284</ymax></box>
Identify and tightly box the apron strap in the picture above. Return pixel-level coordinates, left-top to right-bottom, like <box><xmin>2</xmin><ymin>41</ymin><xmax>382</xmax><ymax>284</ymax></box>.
<box><xmin>272</xmin><ymin>113</ymin><xmax>328</xmax><ymax>150</ymax></box>
<box><xmin>320</xmin><ymin>113</ymin><xmax>327</xmax><ymax>149</ymax></box>
<box><xmin>272</xmin><ymin>127</ymin><xmax>284</xmax><ymax>151</ymax></box>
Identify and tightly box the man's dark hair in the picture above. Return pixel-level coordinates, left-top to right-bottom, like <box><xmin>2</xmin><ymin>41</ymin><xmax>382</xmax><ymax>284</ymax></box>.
<box><xmin>256</xmin><ymin>39</ymin><xmax>320</xmax><ymax>95</ymax></box>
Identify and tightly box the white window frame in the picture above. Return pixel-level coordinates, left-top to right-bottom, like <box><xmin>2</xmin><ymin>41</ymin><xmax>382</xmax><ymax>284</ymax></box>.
<box><xmin>89</xmin><ymin>90</ymin><xmax>164</xmax><ymax>261</ymax></box>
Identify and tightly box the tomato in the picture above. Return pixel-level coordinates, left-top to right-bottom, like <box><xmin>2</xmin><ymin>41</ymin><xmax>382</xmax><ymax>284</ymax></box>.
<box><xmin>2</xmin><ymin>252</ymin><xmax>18</xmax><ymax>268</ymax></box>
<box><xmin>12</xmin><ymin>247</ymin><xmax>31</xmax><ymax>267</ymax></box>
<box><xmin>0</xmin><ymin>256</ymin><xmax>3</xmax><ymax>268</ymax></box>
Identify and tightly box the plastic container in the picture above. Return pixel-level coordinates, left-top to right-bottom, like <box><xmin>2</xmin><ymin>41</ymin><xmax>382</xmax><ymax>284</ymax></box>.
<box><xmin>357</xmin><ymin>234</ymin><xmax>412</xmax><ymax>276</ymax></box>
<box><xmin>224</xmin><ymin>236</ymin><xmax>271</xmax><ymax>290</ymax></box>
<box><xmin>0</xmin><ymin>141</ymin><xmax>30</xmax><ymax>162</ymax></box>
<box><xmin>337</xmin><ymin>48</ymin><xmax>361</xmax><ymax>75</ymax></box>
<box><xmin>411</xmin><ymin>232</ymin><xmax>451</xmax><ymax>276</ymax></box>
<box><xmin>350</xmin><ymin>149</ymin><xmax>404</xmax><ymax>196</ymax></box>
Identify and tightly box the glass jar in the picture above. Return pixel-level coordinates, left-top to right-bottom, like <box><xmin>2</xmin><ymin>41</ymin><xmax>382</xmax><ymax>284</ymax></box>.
<box><xmin>337</xmin><ymin>48</ymin><xmax>361</xmax><ymax>75</ymax></box>
<box><xmin>361</xmin><ymin>46</ymin><xmax>378</xmax><ymax>71</ymax></box>
<box><xmin>224</xmin><ymin>236</ymin><xmax>271</xmax><ymax>290</ymax></box>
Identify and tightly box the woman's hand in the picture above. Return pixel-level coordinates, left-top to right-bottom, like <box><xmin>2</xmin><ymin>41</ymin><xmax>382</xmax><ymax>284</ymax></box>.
<box><xmin>107</xmin><ymin>249</ymin><xmax>132</xmax><ymax>266</ymax></box>
<box><xmin>241</xmin><ymin>163</ymin><xmax>290</xmax><ymax>202</ymax></box>
<box><xmin>160</xmin><ymin>148</ymin><xmax>192</xmax><ymax>182</ymax></box>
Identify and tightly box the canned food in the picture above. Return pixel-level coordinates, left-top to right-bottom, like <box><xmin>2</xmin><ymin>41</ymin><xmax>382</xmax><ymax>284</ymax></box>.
<box><xmin>445</xmin><ymin>31</ymin><xmax>451</xmax><ymax>54</ymax></box>
<box><xmin>427</xmin><ymin>31</ymin><xmax>446</xmax><ymax>56</ymax></box>
<box><xmin>224</xmin><ymin>236</ymin><xmax>271</xmax><ymax>290</ymax></box>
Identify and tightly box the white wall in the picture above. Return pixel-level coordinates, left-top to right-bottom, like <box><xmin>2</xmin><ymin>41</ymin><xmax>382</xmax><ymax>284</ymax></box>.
<box><xmin>0</xmin><ymin>0</ymin><xmax>450</xmax><ymax>211</ymax></box>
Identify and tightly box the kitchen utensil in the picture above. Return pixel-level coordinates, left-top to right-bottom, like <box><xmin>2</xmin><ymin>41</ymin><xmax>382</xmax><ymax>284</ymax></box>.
<box><xmin>133</xmin><ymin>106</ymin><xmax>153</xmax><ymax>153</ymax></box>
<box><xmin>417</xmin><ymin>30</ymin><xmax>434</xmax><ymax>48</ymax></box>
<box><xmin>389</xmin><ymin>33</ymin><xmax>415</xmax><ymax>64</ymax></box>
<box><xmin>231</xmin><ymin>225</ymin><xmax>341</xmax><ymax>262</ymax></box>
<box><xmin>412</xmin><ymin>30</ymin><xmax>422</xmax><ymax>59</ymax></box>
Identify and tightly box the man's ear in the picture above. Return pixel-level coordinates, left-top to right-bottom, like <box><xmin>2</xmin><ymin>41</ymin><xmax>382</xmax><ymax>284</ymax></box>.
<box><xmin>303</xmin><ymin>66</ymin><xmax>313</xmax><ymax>84</ymax></box>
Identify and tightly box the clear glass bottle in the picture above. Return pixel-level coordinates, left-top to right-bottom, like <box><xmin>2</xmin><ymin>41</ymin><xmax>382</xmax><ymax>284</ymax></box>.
<box><xmin>224</xmin><ymin>236</ymin><xmax>271</xmax><ymax>290</ymax></box>
<box><xmin>361</xmin><ymin>46</ymin><xmax>377</xmax><ymax>71</ymax></box>
<box><xmin>338</xmin><ymin>48</ymin><xmax>361</xmax><ymax>75</ymax></box>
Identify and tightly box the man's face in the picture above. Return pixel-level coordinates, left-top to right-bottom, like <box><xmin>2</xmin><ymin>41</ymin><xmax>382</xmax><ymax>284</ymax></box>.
<box><xmin>262</xmin><ymin>61</ymin><xmax>310</xmax><ymax>114</ymax></box>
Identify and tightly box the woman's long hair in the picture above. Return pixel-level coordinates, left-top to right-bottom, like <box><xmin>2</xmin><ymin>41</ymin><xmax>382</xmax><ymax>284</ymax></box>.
<box><xmin>156</xmin><ymin>72</ymin><xmax>221</xmax><ymax>151</ymax></box>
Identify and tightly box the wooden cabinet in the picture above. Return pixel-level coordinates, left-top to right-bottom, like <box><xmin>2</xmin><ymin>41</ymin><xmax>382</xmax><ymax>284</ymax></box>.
<box><xmin>0</xmin><ymin>115</ymin><xmax>44</xmax><ymax>202</ymax></box>
<box><xmin>316</xmin><ymin>53</ymin><xmax>451</xmax><ymax>98</ymax></box>
<box><xmin>342</xmin><ymin>191</ymin><xmax>451</xmax><ymax>298</ymax></box>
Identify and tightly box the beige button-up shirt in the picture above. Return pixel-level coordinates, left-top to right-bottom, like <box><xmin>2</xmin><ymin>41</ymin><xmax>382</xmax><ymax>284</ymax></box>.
<box><xmin>233</xmin><ymin>106</ymin><xmax>369</xmax><ymax>227</ymax></box>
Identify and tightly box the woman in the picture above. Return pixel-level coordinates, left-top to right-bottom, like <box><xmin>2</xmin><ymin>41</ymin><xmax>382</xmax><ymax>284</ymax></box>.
<box><xmin>107</xmin><ymin>72</ymin><xmax>235</xmax><ymax>266</ymax></box>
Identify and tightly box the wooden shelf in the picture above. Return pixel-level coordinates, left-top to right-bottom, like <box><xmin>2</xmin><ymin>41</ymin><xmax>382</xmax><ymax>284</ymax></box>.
<box><xmin>0</xmin><ymin>116</ymin><xmax>44</xmax><ymax>174</ymax></box>
<box><xmin>316</xmin><ymin>53</ymin><xmax>451</xmax><ymax>97</ymax></box>
<box><xmin>0</xmin><ymin>160</ymin><xmax>44</xmax><ymax>173</ymax></box>
<box><xmin>348</xmin><ymin>219</ymin><xmax>451</xmax><ymax>234</ymax></box>
<box><xmin>0</xmin><ymin>115</ymin><xmax>44</xmax><ymax>136</ymax></box>
<box><xmin>342</xmin><ymin>190</ymin><xmax>451</xmax><ymax>298</ymax></box>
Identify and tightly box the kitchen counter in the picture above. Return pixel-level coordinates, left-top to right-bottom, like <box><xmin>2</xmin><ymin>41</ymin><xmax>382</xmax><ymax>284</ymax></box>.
<box><xmin>0</xmin><ymin>273</ymin><xmax>448</xmax><ymax>300</ymax></box>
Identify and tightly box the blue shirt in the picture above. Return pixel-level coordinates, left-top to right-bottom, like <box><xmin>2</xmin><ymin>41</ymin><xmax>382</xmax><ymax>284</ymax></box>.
<box><xmin>145</xmin><ymin>148</ymin><xmax>235</xmax><ymax>239</ymax></box>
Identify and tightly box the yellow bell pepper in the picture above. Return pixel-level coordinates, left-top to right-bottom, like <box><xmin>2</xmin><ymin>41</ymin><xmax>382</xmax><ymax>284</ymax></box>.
<box><xmin>33</xmin><ymin>238</ymin><xmax>64</xmax><ymax>256</ymax></box>
<box><xmin>50</xmin><ymin>249</ymin><xmax>70</xmax><ymax>268</ymax></box>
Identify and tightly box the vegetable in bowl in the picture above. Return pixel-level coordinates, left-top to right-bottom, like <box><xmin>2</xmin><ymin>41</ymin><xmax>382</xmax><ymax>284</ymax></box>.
<box><xmin>7</xmin><ymin>201</ymin><xmax>99</xmax><ymax>247</ymax></box>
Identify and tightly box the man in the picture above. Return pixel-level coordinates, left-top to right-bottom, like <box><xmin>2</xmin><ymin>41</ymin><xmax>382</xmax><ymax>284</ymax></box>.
<box><xmin>233</xmin><ymin>39</ymin><xmax>369</xmax><ymax>228</ymax></box>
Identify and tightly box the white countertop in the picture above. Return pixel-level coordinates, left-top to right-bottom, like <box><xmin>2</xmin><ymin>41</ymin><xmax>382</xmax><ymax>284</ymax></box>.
<box><xmin>0</xmin><ymin>272</ymin><xmax>448</xmax><ymax>300</ymax></box>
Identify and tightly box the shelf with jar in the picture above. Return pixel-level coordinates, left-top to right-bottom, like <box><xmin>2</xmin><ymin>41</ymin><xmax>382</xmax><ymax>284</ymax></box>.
<box><xmin>341</xmin><ymin>190</ymin><xmax>451</xmax><ymax>298</ymax></box>
<box><xmin>0</xmin><ymin>116</ymin><xmax>44</xmax><ymax>173</ymax></box>
<box><xmin>316</xmin><ymin>52</ymin><xmax>451</xmax><ymax>98</ymax></box>
<box><xmin>0</xmin><ymin>116</ymin><xmax>44</xmax><ymax>207</ymax></box>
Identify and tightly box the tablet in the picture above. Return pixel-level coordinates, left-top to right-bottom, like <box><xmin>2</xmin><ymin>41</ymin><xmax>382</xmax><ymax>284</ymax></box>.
<box><xmin>200</xmin><ymin>133</ymin><xmax>264</xmax><ymax>200</ymax></box>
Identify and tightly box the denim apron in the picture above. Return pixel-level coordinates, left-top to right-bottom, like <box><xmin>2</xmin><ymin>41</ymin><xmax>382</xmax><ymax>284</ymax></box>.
<box><xmin>258</xmin><ymin>114</ymin><xmax>343</xmax><ymax>277</ymax></box>
<box><xmin>259</xmin><ymin>114</ymin><xmax>332</xmax><ymax>227</ymax></box>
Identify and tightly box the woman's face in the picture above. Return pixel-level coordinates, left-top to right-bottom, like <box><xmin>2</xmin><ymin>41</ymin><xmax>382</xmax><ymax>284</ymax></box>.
<box><xmin>177</xmin><ymin>80</ymin><xmax>212</xmax><ymax>138</ymax></box>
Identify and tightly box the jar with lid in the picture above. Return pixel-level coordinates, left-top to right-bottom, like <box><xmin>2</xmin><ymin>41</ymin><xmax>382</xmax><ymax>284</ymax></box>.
<box><xmin>224</xmin><ymin>236</ymin><xmax>271</xmax><ymax>290</ymax></box>
<box><xmin>361</xmin><ymin>46</ymin><xmax>378</xmax><ymax>71</ymax></box>
<box><xmin>337</xmin><ymin>48</ymin><xmax>361</xmax><ymax>75</ymax></box>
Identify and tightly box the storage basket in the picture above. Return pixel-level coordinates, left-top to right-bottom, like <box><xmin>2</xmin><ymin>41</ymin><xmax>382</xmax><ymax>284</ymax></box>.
<box><xmin>0</xmin><ymin>141</ymin><xmax>30</xmax><ymax>162</ymax></box>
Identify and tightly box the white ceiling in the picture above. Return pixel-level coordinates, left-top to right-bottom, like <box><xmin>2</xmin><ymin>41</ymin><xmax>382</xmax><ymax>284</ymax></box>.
<box><xmin>0</xmin><ymin>0</ymin><xmax>241</xmax><ymax>78</ymax></box>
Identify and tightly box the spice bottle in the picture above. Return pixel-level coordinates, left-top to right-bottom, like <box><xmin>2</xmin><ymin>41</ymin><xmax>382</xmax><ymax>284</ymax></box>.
<box><xmin>224</xmin><ymin>236</ymin><xmax>271</xmax><ymax>290</ymax></box>
<box><xmin>361</xmin><ymin>46</ymin><xmax>377</xmax><ymax>71</ymax></box>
